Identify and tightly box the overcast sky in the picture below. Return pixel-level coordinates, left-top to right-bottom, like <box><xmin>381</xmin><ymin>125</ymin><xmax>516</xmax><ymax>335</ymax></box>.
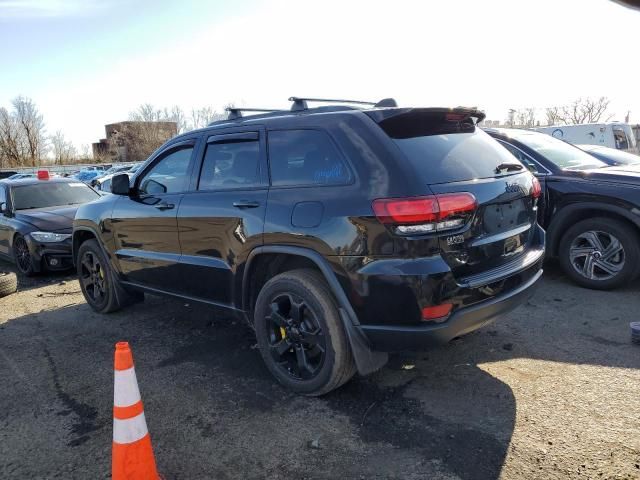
<box><xmin>1</xmin><ymin>0</ymin><xmax>638</xmax><ymax>149</ymax></box>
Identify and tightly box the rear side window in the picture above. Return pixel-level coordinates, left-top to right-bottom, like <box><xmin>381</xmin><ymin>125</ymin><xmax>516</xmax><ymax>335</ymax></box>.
<box><xmin>198</xmin><ymin>139</ymin><xmax>260</xmax><ymax>190</ymax></box>
<box><xmin>375</xmin><ymin>111</ymin><xmax>522</xmax><ymax>184</ymax></box>
<box><xmin>268</xmin><ymin>130</ymin><xmax>351</xmax><ymax>186</ymax></box>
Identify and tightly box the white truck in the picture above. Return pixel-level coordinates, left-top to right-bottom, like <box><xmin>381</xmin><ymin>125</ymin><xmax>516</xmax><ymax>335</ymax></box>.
<box><xmin>534</xmin><ymin>123</ymin><xmax>638</xmax><ymax>153</ymax></box>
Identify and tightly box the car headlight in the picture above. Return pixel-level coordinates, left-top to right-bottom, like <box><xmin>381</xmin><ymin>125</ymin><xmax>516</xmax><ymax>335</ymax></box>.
<box><xmin>30</xmin><ymin>232</ymin><xmax>72</xmax><ymax>243</ymax></box>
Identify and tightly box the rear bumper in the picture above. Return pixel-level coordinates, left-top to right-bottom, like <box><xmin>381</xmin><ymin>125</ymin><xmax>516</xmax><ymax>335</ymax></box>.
<box><xmin>359</xmin><ymin>266</ymin><xmax>542</xmax><ymax>351</ymax></box>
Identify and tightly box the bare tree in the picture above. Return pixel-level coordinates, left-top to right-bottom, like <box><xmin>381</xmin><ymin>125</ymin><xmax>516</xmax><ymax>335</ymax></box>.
<box><xmin>0</xmin><ymin>107</ymin><xmax>23</xmax><ymax>167</ymax></box>
<box><xmin>12</xmin><ymin>96</ymin><xmax>46</xmax><ymax>166</ymax></box>
<box><xmin>165</xmin><ymin>105</ymin><xmax>188</xmax><ymax>133</ymax></box>
<box><xmin>515</xmin><ymin>108</ymin><xmax>537</xmax><ymax>128</ymax></box>
<box><xmin>50</xmin><ymin>130</ymin><xmax>76</xmax><ymax>165</ymax></box>
<box><xmin>189</xmin><ymin>106</ymin><xmax>225</xmax><ymax>130</ymax></box>
<box><xmin>545</xmin><ymin>97</ymin><xmax>613</xmax><ymax>125</ymax></box>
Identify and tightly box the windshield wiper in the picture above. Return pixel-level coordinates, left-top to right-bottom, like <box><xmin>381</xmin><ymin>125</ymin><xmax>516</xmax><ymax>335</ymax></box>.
<box><xmin>495</xmin><ymin>162</ymin><xmax>524</xmax><ymax>173</ymax></box>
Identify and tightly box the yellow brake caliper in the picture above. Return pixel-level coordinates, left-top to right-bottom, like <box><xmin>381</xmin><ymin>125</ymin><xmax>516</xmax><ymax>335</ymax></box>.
<box><xmin>280</xmin><ymin>326</ymin><xmax>287</xmax><ymax>340</ymax></box>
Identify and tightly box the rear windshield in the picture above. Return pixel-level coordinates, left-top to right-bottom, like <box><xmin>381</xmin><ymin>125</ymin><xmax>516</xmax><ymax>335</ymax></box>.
<box><xmin>381</xmin><ymin>119</ymin><xmax>521</xmax><ymax>184</ymax></box>
<box><xmin>12</xmin><ymin>182</ymin><xmax>99</xmax><ymax>210</ymax></box>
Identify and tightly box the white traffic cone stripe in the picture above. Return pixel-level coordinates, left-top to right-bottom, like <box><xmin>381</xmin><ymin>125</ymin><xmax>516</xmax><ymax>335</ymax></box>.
<box><xmin>113</xmin><ymin>412</ymin><xmax>149</xmax><ymax>444</ymax></box>
<box><xmin>114</xmin><ymin>367</ymin><xmax>142</xmax><ymax>407</ymax></box>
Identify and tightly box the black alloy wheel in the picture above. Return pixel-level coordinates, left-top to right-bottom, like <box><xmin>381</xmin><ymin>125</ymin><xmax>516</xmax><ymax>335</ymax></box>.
<box><xmin>79</xmin><ymin>249</ymin><xmax>107</xmax><ymax>307</ymax></box>
<box><xmin>266</xmin><ymin>292</ymin><xmax>327</xmax><ymax>381</ymax></box>
<box><xmin>254</xmin><ymin>269</ymin><xmax>356</xmax><ymax>396</ymax></box>
<box><xmin>13</xmin><ymin>236</ymin><xmax>34</xmax><ymax>275</ymax></box>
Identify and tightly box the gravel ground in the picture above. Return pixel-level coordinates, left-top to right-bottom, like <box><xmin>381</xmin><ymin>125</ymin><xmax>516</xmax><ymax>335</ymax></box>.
<box><xmin>0</xmin><ymin>259</ymin><xmax>639</xmax><ymax>480</ymax></box>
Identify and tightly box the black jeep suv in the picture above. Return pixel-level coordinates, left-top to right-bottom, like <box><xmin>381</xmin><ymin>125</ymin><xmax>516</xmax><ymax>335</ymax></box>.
<box><xmin>73</xmin><ymin>98</ymin><xmax>544</xmax><ymax>395</ymax></box>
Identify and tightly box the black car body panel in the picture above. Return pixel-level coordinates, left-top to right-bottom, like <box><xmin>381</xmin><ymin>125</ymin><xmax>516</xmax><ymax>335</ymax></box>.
<box><xmin>486</xmin><ymin>128</ymin><xmax>640</xmax><ymax>256</ymax></box>
<box><xmin>74</xmin><ymin>106</ymin><xmax>544</xmax><ymax>361</ymax></box>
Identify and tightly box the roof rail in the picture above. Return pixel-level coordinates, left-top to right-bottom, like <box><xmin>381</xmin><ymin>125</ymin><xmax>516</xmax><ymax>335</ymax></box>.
<box><xmin>288</xmin><ymin>97</ymin><xmax>397</xmax><ymax>111</ymax></box>
<box><xmin>225</xmin><ymin>107</ymin><xmax>286</xmax><ymax>120</ymax></box>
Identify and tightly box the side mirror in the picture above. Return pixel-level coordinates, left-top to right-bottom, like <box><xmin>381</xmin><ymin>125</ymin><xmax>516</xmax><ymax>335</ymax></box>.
<box><xmin>111</xmin><ymin>174</ymin><xmax>131</xmax><ymax>195</ymax></box>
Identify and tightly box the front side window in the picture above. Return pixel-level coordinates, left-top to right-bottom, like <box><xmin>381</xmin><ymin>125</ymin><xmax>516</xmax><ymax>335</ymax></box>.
<box><xmin>613</xmin><ymin>127</ymin><xmax>630</xmax><ymax>150</ymax></box>
<box><xmin>198</xmin><ymin>139</ymin><xmax>260</xmax><ymax>190</ymax></box>
<box><xmin>268</xmin><ymin>130</ymin><xmax>351</xmax><ymax>186</ymax></box>
<box><xmin>139</xmin><ymin>146</ymin><xmax>193</xmax><ymax>195</ymax></box>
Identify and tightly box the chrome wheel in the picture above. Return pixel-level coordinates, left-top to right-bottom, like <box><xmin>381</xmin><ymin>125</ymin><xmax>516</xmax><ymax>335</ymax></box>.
<box><xmin>569</xmin><ymin>230</ymin><xmax>624</xmax><ymax>281</ymax></box>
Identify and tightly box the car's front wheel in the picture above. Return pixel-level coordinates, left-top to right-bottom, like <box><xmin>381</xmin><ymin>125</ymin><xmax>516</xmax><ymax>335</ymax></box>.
<box><xmin>13</xmin><ymin>235</ymin><xmax>36</xmax><ymax>276</ymax></box>
<box><xmin>77</xmin><ymin>239</ymin><xmax>139</xmax><ymax>313</ymax></box>
<box><xmin>254</xmin><ymin>269</ymin><xmax>356</xmax><ymax>396</ymax></box>
<box><xmin>559</xmin><ymin>217</ymin><xmax>639</xmax><ymax>290</ymax></box>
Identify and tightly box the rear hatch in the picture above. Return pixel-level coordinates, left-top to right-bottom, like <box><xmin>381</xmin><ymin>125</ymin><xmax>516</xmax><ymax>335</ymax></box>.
<box><xmin>368</xmin><ymin>108</ymin><xmax>542</xmax><ymax>282</ymax></box>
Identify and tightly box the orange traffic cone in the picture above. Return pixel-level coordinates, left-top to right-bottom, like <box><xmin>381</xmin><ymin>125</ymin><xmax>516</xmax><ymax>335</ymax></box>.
<box><xmin>112</xmin><ymin>342</ymin><xmax>160</xmax><ymax>480</ymax></box>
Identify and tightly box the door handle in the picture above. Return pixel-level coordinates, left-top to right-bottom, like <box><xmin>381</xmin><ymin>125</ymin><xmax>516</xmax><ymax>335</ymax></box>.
<box><xmin>233</xmin><ymin>200</ymin><xmax>260</xmax><ymax>209</ymax></box>
<box><xmin>155</xmin><ymin>202</ymin><xmax>175</xmax><ymax>211</ymax></box>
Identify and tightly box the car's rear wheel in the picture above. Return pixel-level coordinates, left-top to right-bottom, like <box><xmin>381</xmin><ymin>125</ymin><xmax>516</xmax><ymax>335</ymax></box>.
<box><xmin>77</xmin><ymin>239</ymin><xmax>140</xmax><ymax>313</ymax></box>
<box><xmin>254</xmin><ymin>269</ymin><xmax>356</xmax><ymax>396</ymax></box>
<box><xmin>13</xmin><ymin>235</ymin><xmax>35</xmax><ymax>276</ymax></box>
<box><xmin>559</xmin><ymin>217</ymin><xmax>639</xmax><ymax>290</ymax></box>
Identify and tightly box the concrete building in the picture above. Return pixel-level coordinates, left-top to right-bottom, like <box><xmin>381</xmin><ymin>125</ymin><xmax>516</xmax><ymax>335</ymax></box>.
<box><xmin>92</xmin><ymin>121</ymin><xmax>177</xmax><ymax>162</ymax></box>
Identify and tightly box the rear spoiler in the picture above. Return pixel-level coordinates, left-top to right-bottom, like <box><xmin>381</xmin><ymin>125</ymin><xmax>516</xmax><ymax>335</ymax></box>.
<box><xmin>366</xmin><ymin>107</ymin><xmax>486</xmax><ymax>124</ymax></box>
<box><xmin>365</xmin><ymin>107</ymin><xmax>486</xmax><ymax>139</ymax></box>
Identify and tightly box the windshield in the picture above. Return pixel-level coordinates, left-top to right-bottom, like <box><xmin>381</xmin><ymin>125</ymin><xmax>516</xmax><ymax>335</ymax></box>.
<box><xmin>510</xmin><ymin>131</ymin><xmax>607</xmax><ymax>170</ymax></box>
<box><xmin>588</xmin><ymin>147</ymin><xmax>640</xmax><ymax>166</ymax></box>
<box><xmin>12</xmin><ymin>182</ymin><xmax>99</xmax><ymax>210</ymax></box>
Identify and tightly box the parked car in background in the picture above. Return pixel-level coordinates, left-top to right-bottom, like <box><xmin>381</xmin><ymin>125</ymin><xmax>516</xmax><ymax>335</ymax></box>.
<box><xmin>577</xmin><ymin>144</ymin><xmax>640</xmax><ymax>166</ymax></box>
<box><xmin>535</xmin><ymin>122</ymin><xmax>638</xmax><ymax>154</ymax></box>
<box><xmin>487</xmin><ymin>128</ymin><xmax>640</xmax><ymax>290</ymax></box>
<box><xmin>7</xmin><ymin>173</ymin><xmax>36</xmax><ymax>180</ymax></box>
<box><xmin>74</xmin><ymin>166</ymin><xmax>108</xmax><ymax>183</ymax></box>
<box><xmin>0</xmin><ymin>172</ymin><xmax>101</xmax><ymax>275</ymax></box>
<box><xmin>94</xmin><ymin>171</ymin><xmax>133</xmax><ymax>193</ymax></box>
<box><xmin>74</xmin><ymin>100</ymin><xmax>544</xmax><ymax>395</ymax></box>
<box><xmin>90</xmin><ymin>163</ymin><xmax>138</xmax><ymax>186</ymax></box>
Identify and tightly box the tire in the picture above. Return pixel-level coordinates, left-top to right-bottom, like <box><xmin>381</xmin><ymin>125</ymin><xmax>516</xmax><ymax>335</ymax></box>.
<box><xmin>254</xmin><ymin>269</ymin><xmax>356</xmax><ymax>396</ymax></box>
<box><xmin>558</xmin><ymin>217</ymin><xmax>640</xmax><ymax>290</ymax></box>
<box><xmin>13</xmin><ymin>235</ymin><xmax>36</xmax><ymax>276</ymax></box>
<box><xmin>77</xmin><ymin>239</ymin><xmax>139</xmax><ymax>313</ymax></box>
<box><xmin>0</xmin><ymin>272</ymin><xmax>17</xmax><ymax>298</ymax></box>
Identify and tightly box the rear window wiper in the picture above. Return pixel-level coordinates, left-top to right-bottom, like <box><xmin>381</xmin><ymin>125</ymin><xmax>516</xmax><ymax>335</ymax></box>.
<box><xmin>495</xmin><ymin>162</ymin><xmax>524</xmax><ymax>174</ymax></box>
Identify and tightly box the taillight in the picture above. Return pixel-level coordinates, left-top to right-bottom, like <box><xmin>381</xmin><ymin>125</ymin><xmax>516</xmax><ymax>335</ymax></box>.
<box><xmin>372</xmin><ymin>193</ymin><xmax>476</xmax><ymax>235</ymax></box>
<box><xmin>422</xmin><ymin>303</ymin><xmax>453</xmax><ymax>321</ymax></box>
<box><xmin>37</xmin><ymin>170</ymin><xmax>50</xmax><ymax>180</ymax></box>
<box><xmin>531</xmin><ymin>177</ymin><xmax>541</xmax><ymax>199</ymax></box>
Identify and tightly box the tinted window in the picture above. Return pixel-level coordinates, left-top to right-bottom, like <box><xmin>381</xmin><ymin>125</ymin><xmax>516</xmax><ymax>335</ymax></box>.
<box><xmin>268</xmin><ymin>130</ymin><xmax>351</xmax><ymax>186</ymax></box>
<box><xmin>392</xmin><ymin>129</ymin><xmax>522</xmax><ymax>184</ymax></box>
<box><xmin>0</xmin><ymin>186</ymin><xmax>6</xmax><ymax>206</ymax></box>
<box><xmin>198</xmin><ymin>139</ymin><xmax>260</xmax><ymax>190</ymax></box>
<box><xmin>12</xmin><ymin>182</ymin><xmax>99</xmax><ymax>210</ymax></box>
<box><xmin>139</xmin><ymin>146</ymin><xmax>193</xmax><ymax>195</ymax></box>
<box><xmin>509</xmin><ymin>131</ymin><xmax>606</xmax><ymax>171</ymax></box>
